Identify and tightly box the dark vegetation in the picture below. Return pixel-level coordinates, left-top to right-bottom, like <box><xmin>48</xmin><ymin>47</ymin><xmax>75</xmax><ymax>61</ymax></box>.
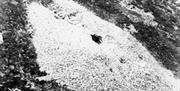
<box><xmin>131</xmin><ymin>0</ymin><xmax>180</xmax><ymax>72</ymax></box>
<box><xmin>0</xmin><ymin>0</ymin><xmax>73</xmax><ymax>91</ymax></box>
<box><xmin>73</xmin><ymin>0</ymin><xmax>180</xmax><ymax>75</ymax></box>
<box><xmin>40</xmin><ymin>0</ymin><xmax>53</xmax><ymax>7</ymax></box>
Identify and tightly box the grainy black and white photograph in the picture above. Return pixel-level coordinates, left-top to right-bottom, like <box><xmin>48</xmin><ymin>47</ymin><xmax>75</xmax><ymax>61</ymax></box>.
<box><xmin>0</xmin><ymin>0</ymin><xmax>180</xmax><ymax>91</ymax></box>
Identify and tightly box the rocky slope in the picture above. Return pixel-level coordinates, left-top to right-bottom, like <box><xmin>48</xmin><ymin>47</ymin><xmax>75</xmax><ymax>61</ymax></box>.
<box><xmin>0</xmin><ymin>0</ymin><xmax>180</xmax><ymax>91</ymax></box>
<box><xmin>72</xmin><ymin>0</ymin><xmax>180</xmax><ymax>76</ymax></box>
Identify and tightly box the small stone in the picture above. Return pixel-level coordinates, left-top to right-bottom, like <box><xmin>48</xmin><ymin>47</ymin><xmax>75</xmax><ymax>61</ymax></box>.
<box><xmin>0</xmin><ymin>33</ymin><xmax>3</xmax><ymax>44</ymax></box>
<box><xmin>91</xmin><ymin>34</ymin><xmax>102</xmax><ymax>44</ymax></box>
<box><xmin>0</xmin><ymin>72</ymin><xmax>5</xmax><ymax>77</ymax></box>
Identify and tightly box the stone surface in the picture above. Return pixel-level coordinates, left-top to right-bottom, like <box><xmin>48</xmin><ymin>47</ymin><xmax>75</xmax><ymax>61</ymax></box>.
<box><xmin>73</xmin><ymin>0</ymin><xmax>180</xmax><ymax>76</ymax></box>
<box><xmin>0</xmin><ymin>0</ymin><xmax>180</xmax><ymax>91</ymax></box>
<box><xmin>27</xmin><ymin>0</ymin><xmax>180</xmax><ymax>91</ymax></box>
